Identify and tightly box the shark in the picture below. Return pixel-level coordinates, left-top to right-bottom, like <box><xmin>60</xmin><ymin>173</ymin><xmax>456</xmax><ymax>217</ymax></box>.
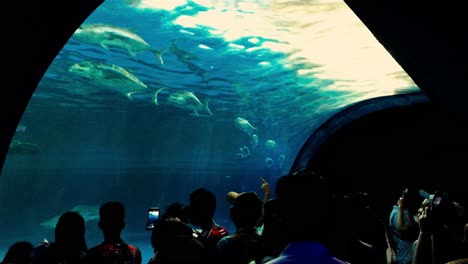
<box><xmin>72</xmin><ymin>23</ymin><xmax>166</xmax><ymax>66</ymax></box>
<box><xmin>69</xmin><ymin>61</ymin><xmax>156</xmax><ymax>100</ymax></box>
<box><xmin>40</xmin><ymin>204</ymin><xmax>100</xmax><ymax>229</ymax></box>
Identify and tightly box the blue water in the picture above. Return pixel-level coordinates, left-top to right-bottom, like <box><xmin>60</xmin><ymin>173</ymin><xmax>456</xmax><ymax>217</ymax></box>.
<box><xmin>0</xmin><ymin>0</ymin><xmax>420</xmax><ymax>261</ymax></box>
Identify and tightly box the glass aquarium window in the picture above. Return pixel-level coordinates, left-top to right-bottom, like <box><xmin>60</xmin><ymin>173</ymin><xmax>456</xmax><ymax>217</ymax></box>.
<box><xmin>0</xmin><ymin>0</ymin><xmax>419</xmax><ymax>260</ymax></box>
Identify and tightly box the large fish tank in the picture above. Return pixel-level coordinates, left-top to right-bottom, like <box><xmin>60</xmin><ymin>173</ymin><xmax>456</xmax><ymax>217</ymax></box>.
<box><xmin>0</xmin><ymin>0</ymin><xmax>421</xmax><ymax>261</ymax></box>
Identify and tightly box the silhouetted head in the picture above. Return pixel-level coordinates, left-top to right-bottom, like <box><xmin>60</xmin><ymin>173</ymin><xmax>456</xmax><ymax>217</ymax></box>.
<box><xmin>55</xmin><ymin>211</ymin><xmax>87</xmax><ymax>252</ymax></box>
<box><xmin>162</xmin><ymin>202</ymin><xmax>189</xmax><ymax>224</ymax></box>
<box><xmin>275</xmin><ymin>169</ymin><xmax>333</xmax><ymax>242</ymax></box>
<box><xmin>261</xmin><ymin>198</ymin><xmax>288</xmax><ymax>258</ymax></box>
<box><xmin>152</xmin><ymin>220</ymin><xmax>205</xmax><ymax>264</ymax></box>
<box><xmin>188</xmin><ymin>188</ymin><xmax>216</xmax><ymax>228</ymax></box>
<box><xmin>1</xmin><ymin>241</ymin><xmax>33</xmax><ymax>264</ymax></box>
<box><xmin>226</xmin><ymin>191</ymin><xmax>263</xmax><ymax>229</ymax></box>
<box><xmin>98</xmin><ymin>201</ymin><xmax>126</xmax><ymax>239</ymax></box>
<box><xmin>151</xmin><ymin>218</ymin><xmax>194</xmax><ymax>252</ymax></box>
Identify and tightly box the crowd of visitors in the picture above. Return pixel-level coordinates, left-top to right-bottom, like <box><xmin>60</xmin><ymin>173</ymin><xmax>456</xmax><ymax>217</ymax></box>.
<box><xmin>2</xmin><ymin>169</ymin><xmax>467</xmax><ymax>264</ymax></box>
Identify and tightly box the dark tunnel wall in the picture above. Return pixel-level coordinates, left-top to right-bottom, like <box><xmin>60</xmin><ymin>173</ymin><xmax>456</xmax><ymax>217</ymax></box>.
<box><xmin>307</xmin><ymin>100</ymin><xmax>468</xmax><ymax>214</ymax></box>
<box><xmin>1</xmin><ymin>0</ymin><xmax>105</xmax><ymax>171</ymax></box>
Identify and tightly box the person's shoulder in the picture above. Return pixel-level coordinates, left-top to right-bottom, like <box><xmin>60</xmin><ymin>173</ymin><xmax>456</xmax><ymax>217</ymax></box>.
<box><xmin>87</xmin><ymin>243</ymin><xmax>105</xmax><ymax>255</ymax></box>
<box><xmin>88</xmin><ymin>243</ymin><xmax>102</xmax><ymax>251</ymax></box>
<box><xmin>31</xmin><ymin>241</ymin><xmax>52</xmax><ymax>261</ymax></box>
<box><xmin>217</xmin><ymin>234</ymin><xmax>233</xmax><ymax>246</ymax></box>
<box><xmin>389</xmin><ymin>206</ymin><xmax>399</xmax><ymax>221</ymax></box>
<box><xmin>32</xmin><ymin>241</ymin><xmax>55</xmax><ymax>254</ymax></box>
<box><xmin>127</xmin><ymin>243</ymin><xmax>141</xmax><ymax>253</ymax></box>
<box><xmin>32</xmin><ymin>241</ymin><xmax>50</xmax><ymax>251</ymax></box>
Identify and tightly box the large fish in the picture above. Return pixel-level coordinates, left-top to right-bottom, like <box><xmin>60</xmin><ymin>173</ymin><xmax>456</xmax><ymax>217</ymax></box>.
<box><xmin>40</xmin><ymin>205</ymin><xmax>100</xmax><ymax>229</ymax></box>
<box><xmin>72</xmin><ymin>23</ymin><xmax>166</xmax><ymax>66</ymax></box>
<box><xmin>264</xmin><ymin>139</ymin><xmax>278</xmax><ymax>153</ymax></box>
<box><xmin>69</xmin><ymin>61</ymin><xmax>154</xmax><ymax>100</ymax></box>
<box><xmin>9</xmin><ymin>140</ymin><xmax>40</xmax><ymax>155</ymax></box>
<box><xmin>169</xmin><ymin>41</ymin><xmax>207</xmax><ymax>83</ymax></box>
<box><xmin>164</xmin><ymin>91</ymin><xmax>213</xmax><ymax>117</ymax></box>
<box><xmin>235</xmin><ymin>117</ymin><xmax>258</xmax><ymax>136</ymax></box>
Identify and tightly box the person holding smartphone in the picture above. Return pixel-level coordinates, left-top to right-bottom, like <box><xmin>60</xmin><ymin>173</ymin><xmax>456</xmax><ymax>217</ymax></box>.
<box><xmin>389</xmin><ymin>187</ymin><xmax>421</xmax><ymax>264</ymax></box>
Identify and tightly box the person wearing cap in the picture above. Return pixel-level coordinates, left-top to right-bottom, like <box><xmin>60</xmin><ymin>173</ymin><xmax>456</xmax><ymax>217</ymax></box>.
<box><xmin>217</xmin><ymin>191</ymin><xmax>264</xmax><ymax>264</ymax></box>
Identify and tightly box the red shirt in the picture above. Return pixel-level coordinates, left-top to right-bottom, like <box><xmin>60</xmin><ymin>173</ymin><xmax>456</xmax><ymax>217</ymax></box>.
<box><xmin>88</xmin><ymin>241</ymin><xmax>142</xmax><ymax>264</ymax></box>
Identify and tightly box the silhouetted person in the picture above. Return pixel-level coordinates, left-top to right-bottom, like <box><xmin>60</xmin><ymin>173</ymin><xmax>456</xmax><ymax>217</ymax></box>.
<box><xmin>413</xmin><ymin>191</ymin><xmax>468</xmax><ymax>264</ymax></box>
<box><xmin>147</xmin><ymin>201</ymin><xmax>202</xmax><ymax>263</ymax></box>
<box><xmin>258</xmin><ymin>198</ymin><xmax>288</xmax><ymax>264</ymax></box>
<box><xmin>217</xmin><ymin>191</ymin><xmax>263</xmax><ymax>264</ymax></box>
<box><xmin>1</xmin><ymin>241</ymin><xmax>33</xmax><ymax>264</ymax></box>
<box><xmin>148</xmin><ymin>218</ymin><xmax>206</xmax><ymax>264</ymax></box>
<box><xmin>264</xmin><ymin>169</ymin><xmax>347</xmax><ymax>264</ymax></box>
<box><xmin>87</xmin><ymin>201</ymin><xmax>142</xmax><ymax>264</ymax></box>
<box><xmin>328</xmin><ymin>192</ymin><xmax>388</xmax><ymax>263</ymax></box>
<box><xmin>389</xmin><ymin>187</ymin><xmax>421</xmax><ymax>264</ymax></box>
<box><xmin>160</xmin><ymin>202</ymin><xmax>189</xmax><ymax>224</ymax></box>
<box><xmin>32</xmin><ymin>211</ymin><xmax>88</xmax><ymax>264</ymax></box>
<box><xmin>187</xmin><ymin>188</ymin><xmax>228</xmax><ymax>263</ymax></box>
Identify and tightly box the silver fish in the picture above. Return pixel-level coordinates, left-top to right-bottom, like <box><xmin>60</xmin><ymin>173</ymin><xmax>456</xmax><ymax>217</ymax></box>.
<box><xmin>235</xmin><ymin>117</ymin><xmax>258</xmax><ymax>136</ymax></box>
<box><xmin>69</xmin><ymin>61</ymin><xmax>150</xmax><ymax>100</ymax></box>
<box><xmin>166</xmin><ymin>91</ymin><xmax>213</xmax><ymax>116</ymax></box>
<box><xmin>72</xmin><ymin>23</ymin><xmax>166</xmax><ymax>66</ymax></box>
<box><xmin>265</xmin><ymin>139</ymin><xmax>278</xmax><ymax>153</ymax></box>
<box><xmin>250</xmin><ymin>133</ymin><xmax>258</xmax><ymax>148</ymax></box>
<box><xmin>265</xmin><ymin>157</ymin><xmax>273</xmax><ymax>169</ymax></box>
<box><xmin>278</xmin><ymin>154</ymin><xmax>285</xmax><ymax>169</ymax></box>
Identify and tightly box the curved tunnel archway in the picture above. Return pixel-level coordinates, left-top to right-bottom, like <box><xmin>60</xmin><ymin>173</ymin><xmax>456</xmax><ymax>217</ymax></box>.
<box><xmin>293</xmin><ymin>92</ymin><xmax>468</xmax><ymax>214</ymax></box>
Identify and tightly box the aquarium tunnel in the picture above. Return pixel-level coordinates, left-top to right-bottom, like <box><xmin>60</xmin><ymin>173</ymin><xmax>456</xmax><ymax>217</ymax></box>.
<box><xmin>2</xmin><ymin>0</ymin><xmax>468</xmax><ymax>261</ymax></box>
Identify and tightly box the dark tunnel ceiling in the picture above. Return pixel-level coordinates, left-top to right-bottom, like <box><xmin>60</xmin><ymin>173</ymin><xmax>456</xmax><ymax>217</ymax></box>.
<box><xmin>343</xmin><ymin>0</ymin><xmax>468</xmax><ymax>120</ymax></box>
<box><xmin>2</xmin><ymin>0</ymin><xmax>468</xmax><ymax>168</ymax></box>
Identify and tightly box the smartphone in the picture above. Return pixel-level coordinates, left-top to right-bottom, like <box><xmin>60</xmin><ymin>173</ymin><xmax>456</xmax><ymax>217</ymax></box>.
<box><xmin>433</xmin><ymin>196</ymin><xmax>443</xmax><ymax>206</ymax></box>
<box><xmin>145</xmin><ymin>207</ymin><xmax>160</xmax><ymax>231</ymax></box>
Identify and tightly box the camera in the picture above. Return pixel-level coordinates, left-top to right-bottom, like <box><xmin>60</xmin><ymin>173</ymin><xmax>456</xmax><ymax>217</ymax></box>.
<box><xmin>430</xmin><ymin>191</ymin><xmax>455</xmax><ymax>226</ymax></box>
<box><xmin>145</xmin><ymin>207</ymin><xmax>160</xmax><ymax>231</ymax></box>
<box><xmin>431</xmin><ymin>191</ymin><xmax>448</xmax><ymax>209</ymax></box>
